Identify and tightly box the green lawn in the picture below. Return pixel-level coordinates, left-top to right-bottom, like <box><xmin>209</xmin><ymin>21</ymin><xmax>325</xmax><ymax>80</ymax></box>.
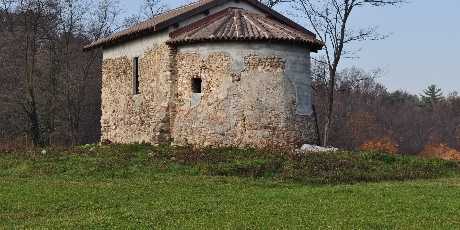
<box><xmin>1</xmin><ymin>175</ymin><xmax>460</xmax><ymax>229</ymax></box>
<box><xmin>1</xmin><ymin>144</ymin><xmax>460</xmax><ymax>229</ymax></box>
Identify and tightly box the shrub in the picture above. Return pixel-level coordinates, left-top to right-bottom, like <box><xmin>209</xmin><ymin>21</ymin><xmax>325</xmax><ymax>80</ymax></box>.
<box><xmin>358</xmin><ymin>137</ymin><xmax>399</xmax><ymax>154</ymax></box>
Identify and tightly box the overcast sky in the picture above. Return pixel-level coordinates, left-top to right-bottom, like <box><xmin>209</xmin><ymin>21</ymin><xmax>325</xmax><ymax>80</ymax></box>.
<box><xmin>120</xmin><ymin>0</ymin><xmax>459</xmax><ymax>95</ymax></box>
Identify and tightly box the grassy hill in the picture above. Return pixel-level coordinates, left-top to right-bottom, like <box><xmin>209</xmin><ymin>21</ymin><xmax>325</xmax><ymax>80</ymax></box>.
<box><xmin>1</xmin><ymin>143</ymin><xmax>460</xmax><ymax>228</ymax></box>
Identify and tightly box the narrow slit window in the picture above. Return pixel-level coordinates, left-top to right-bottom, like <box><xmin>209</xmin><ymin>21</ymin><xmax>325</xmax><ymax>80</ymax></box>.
<box><xmin>192</xmin><ymin>78</ymin><xmax>202</xmax><ymax>93</ymax></box>
<box><xmin>132</xmin><ymin>57</ymin><xmax>139</xmax><ymax>95</ymax></box>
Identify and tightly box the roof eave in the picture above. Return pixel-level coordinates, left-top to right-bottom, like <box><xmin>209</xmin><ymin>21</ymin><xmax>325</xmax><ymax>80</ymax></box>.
<box><xmin>167</xmin><ymin>37</ymin><xmax>323</xmax><ymax>51</ymax></box>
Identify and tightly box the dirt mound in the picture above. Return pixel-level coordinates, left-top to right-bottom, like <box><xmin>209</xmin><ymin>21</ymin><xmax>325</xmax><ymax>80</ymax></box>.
<box><xmin>418</xmin><ymin>143</ymin><xmax>460</xmax><ymax>161</ymax></box>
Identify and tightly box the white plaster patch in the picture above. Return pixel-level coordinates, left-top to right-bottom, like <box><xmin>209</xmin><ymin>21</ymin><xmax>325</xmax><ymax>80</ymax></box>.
<box><xmin>103</xmin><ymin>29</ymin><xmax>171</xmax><ymax>60</ymax></box>
<box><xmin>191</xmin><ymin>93</ymin><xmax>202</xmax><ymax>108</ymax></box>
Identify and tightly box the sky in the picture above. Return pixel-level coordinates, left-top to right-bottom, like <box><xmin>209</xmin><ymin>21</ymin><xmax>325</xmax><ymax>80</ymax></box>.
<box><xmin>120</xmin><ymin>0</ymin><xmax>460</xmax><ymax>95</ymax></box>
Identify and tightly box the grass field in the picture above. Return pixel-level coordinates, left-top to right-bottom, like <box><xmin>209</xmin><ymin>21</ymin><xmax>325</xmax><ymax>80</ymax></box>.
<box><xmin>1</xmin><ymin>144</ymin><xmax>460</xmax><ymax>229</ymax></box>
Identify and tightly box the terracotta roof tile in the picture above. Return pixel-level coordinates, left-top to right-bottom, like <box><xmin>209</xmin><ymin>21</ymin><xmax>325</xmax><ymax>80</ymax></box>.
<box><xmin>166</xmin><ymin>8</ymin><xmax>323</xmax><ymax>50</ymax></box>
<box><xmin>83</xmin><ymin>0</ymin><xmax>322</xmax><ymax>51</ymax></box>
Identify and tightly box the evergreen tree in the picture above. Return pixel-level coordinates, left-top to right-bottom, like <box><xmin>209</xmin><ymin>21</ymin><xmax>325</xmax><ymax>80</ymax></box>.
<box><xmin>420</xmin><ymin>85</ymin><xmax>443</xmax><ymax>107</ymax></box>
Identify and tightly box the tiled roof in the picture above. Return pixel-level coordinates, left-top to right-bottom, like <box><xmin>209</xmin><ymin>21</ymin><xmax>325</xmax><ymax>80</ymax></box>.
<box><xmin>83</xmin><ymin>0</ymin><xmax>214</xmax><ymax>51</ymax></box>
<box><xmin>167</xmin><ymin>8</ymin><xmax>323</xmax><ymax>51</ymax></box>
<box><xmin>83</xmin><ymin>0</ymin><xmax>322</xmax><ymax>51</ymax></box>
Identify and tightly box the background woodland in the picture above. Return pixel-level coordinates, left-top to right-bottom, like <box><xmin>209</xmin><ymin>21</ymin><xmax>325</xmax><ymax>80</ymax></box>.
<box><xmin>0</xmin><ymin>0</ymin><xmax>459</xmax><ymax>154</ymax></box>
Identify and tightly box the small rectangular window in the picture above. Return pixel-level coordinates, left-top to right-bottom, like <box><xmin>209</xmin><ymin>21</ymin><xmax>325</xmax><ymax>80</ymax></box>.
<box><xmin>192</xmin><ymin>78</ymin><xmax>202</xmax><ymax>93</ymax></box>
<box><xmin>132</xmin><ymin>57</ymin><xmax>139</xmax><ymax>95</ymax></box>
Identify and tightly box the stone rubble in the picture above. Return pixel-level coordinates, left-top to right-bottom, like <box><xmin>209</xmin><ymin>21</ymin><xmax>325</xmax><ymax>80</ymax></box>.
<box><xmin>298</xmin><ymin>144</ymin><xmax>338</xmax><ymax>152</ymax></box>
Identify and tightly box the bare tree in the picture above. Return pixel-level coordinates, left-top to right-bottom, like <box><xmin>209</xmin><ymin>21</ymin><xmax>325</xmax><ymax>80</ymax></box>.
<box><xmin>57</xmin><ymin>0</ymin><xmax>122</xmax><ymax>145</ymax></box>
<box><xmin>0</xmin><ymin>0</ymin><xmax>123</xmax><ymax>146</ymax></box>
<box><xmin>141</xmin><ymin>0</ymin><xmax>169</xmax><ymax>18</ymax></box>
<box><xmin>296</xmin><ymin>0</ymin><xmax>407</xmax><ymax>146</ymax></box>
<box><xmin>259</xmin><ymin>0</ymin><xmax>292</xmax><ymax>8</ymax></box>
<box><xmin>0</xmin><ymin>0</ymin><xmax>62</xmax><ymax>146</ymax></box>
<box><xmin>122</xmin><ymin>0</ymin><xmax>169</xmax><ymax>28</ymax></box>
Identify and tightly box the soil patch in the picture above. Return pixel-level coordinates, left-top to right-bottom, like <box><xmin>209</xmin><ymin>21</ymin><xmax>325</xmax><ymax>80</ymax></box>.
<box><xmin>418</xmin><ymin>143</ymin><xmax>460</xmax><ymax>161</ymax></box>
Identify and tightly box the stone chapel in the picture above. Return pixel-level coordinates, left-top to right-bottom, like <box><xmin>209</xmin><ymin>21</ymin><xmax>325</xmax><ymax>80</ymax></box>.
<box><xmin>84</xmin><ymin>0</ymin><xmax>324</xmax><ymax>149</ymax></box>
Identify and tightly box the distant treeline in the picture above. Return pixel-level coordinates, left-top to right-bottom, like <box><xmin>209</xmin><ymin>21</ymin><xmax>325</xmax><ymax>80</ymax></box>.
<box><xmin>312</xmin><ymin>59</ymin><xmax>460</xmax><ymax>154</ymax></box>
<box><xmin>0</xmin><ymin>0</ymin><xmax>124</xmax><ymax>146</ymax></box>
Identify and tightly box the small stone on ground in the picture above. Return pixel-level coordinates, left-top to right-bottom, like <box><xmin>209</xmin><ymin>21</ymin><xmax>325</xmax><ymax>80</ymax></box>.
<box><xmin>298</xmin><ymin>144</ymin><xmax>338</xmax><ymax>152</ymax></box>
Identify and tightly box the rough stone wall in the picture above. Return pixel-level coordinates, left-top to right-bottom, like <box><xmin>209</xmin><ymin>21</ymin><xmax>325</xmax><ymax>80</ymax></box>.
<box><xmin>101</xmin><ymin>44</ymin><xmax>175</xmax><ymax>144</ymax></box>
<box><xmin>238</xmin><ymin>54</ymin><xmax>318</xmax><ymax>149</ymax></box>
<box><xmin>101</xmin><ymin>41</ymin><xmax>318</xmax><ymax>149</ymax></box>
<box><xmin>173</xmin><ymin>52</ymin><xmax>236</xmax><ymax>147</ymax></box>
<box><xmin>176</xmin><ymin>42</ymin><xmax>313</xmax><ymax>115</ymax></box>
<box><xmin>141</xmin><ymin>44</ymin><xmax>177</xmax><ymax>143</ymax></box>
<box><xmin>101</xmin><ymin>56</ymin><xmax>139</xmax><ymax>142</ymax></box>
<box><xmin>172</xmin><ymin>52</ymin><xmax>318</xmax><ymax>150</ymax></box>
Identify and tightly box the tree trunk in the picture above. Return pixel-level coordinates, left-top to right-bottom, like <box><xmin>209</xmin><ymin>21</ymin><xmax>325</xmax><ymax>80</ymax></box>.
<box><xmin>323</xmin><ymin>70</ymin><xmax>336</xmax><ymax>146</ymax></box>
<box><xmin>28</xmin><ymin>71</ymin><xmax>40</xmax><ymax>146</ymax></box>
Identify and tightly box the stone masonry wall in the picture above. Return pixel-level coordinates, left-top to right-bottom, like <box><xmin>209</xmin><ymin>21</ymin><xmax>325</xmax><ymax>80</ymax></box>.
<box><xmin>172</xmin><ymin>52</ymin><xmax>236</xmax><ymax>147</ymax></box>
<box><xmin>172</xmin><ymin>52</ymin><xmax>318</xmax><ymax>150</ymax></box>
<box><xmin>101</xmin><ymin>44</ymin><xmax>175</xmax><ymax>144</ymax></box>
<box><xmin>238</xmin><ymin>54</ymin><xmax>318</xmax><ymax>149</ymax></box>
<box><xmin>102</xmin><ymin>41</ymin><xmax>318</xmax><ymax>150</ymax></box>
